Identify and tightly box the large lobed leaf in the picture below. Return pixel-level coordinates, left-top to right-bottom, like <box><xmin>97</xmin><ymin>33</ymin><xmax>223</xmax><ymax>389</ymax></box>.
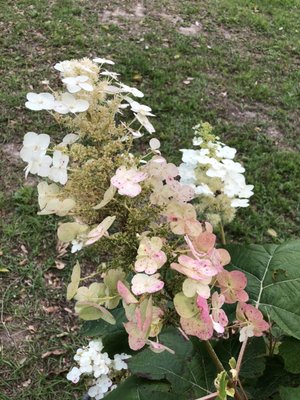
<box><xmin>227</xmin><ymin>241</ymin><xmax>300</xmax><ymax>339</ymax></box>
<box><xmin>105</xmin><ymin>376</ymin><xmax>179</xmax><ymax>400</ymax></box>
<box><xmin>128</xmin><ymin>327</ymin><xmax>216</xmax><ymax>399</ymax></box>
<box><xmin>279</xmin><ymin>337</ymin><xmax>300</xmax><ymax>374</ymax></box>
<box><xmin>279</xmin><ymin>386</ymin><xmax>300</xmax><ymax>400</ymax></box>
<box><xmin>251</xmin><ymin>357</ymin><xmax>300</xmax><ymax>399</ymax></box>
<box><xmin>216</xmin><ymin>336</ymin><xmax>266</xmax><ymax>379</ymax></box>
<box><xmin>81</xmin><ymin>308</ymin><xmax>130</xmax><ymax>356</ymax></box>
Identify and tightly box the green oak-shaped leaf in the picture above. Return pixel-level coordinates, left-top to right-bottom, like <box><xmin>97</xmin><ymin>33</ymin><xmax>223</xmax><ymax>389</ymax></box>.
<box><xmin>227</xmin><ymin>241</ymin><xmax>300</xmax><ymax>339</ymax></box>
<box><xmin>128</xmin><ymin>327</ymin><xmax>216</xmax><ymax>399</ymax></box>
<box><xmin>81</xmin><ymin>308</ymin><xmax>130</xmax><ymax>356</ymax></box>
<box><xmin>279</xmin><ymin>337</ymin><xmax>300</xmax><ymax>374</ymax></box>
<box><xmin>251</xmin><ymin>357</ymin><xmax>300</xmax><ymax>399</ymax></box>
<box><xmin>81</xmin><ymin>308</ymin><xmax>126</xmax><ymax>336</ymax></box>
<box><xmin>279</xmin><ymin>386</ymin><xmax>300</xmax><ymax>400</ymax></box>
<box><xmin>216</xmin><ymin>336</ymin><xmax>266</xmax><ymax>379</ymax></box>
<box><xmin>105</xmin><ymin>376</ymin><xmax>180</xmax><ymax>400</ymax></box>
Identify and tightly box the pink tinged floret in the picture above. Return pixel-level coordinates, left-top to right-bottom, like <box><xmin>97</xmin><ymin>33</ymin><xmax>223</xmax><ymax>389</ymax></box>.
<box><xmin>125</xmin><ymin>322</ymin><xmax>147</xmax><ymax>350</ymax></box>
<box><xmin>182</xmin><ymin>278</ymin><xmax>211</xmax><ymax>299</ymax></box>
<box><xmin>131</xmin><ymin>273</ymin><xmax>164</xmax><ymax>296</ymax></box>
<box><xmin>135</xmin><ymin>258</ymin><xmax>157</xmax><ymax>274</ymax></box>
<box><xmin>164</xmin><ymin>163</ymin><xmax>179</xmax><ymax>181</ymax></box>
<box><xmin>124</xmin><ymin>297</ymin><xmax>153</xmax><ymax>351</ymax></box>
<box><xmin>84</xmin><ymin>216</ymin><xmax>116</xmax><ymax>246</ymax></box>
<box><xmin>217</xmin><ymin>270</ymin><xmax>249</xmax><ymax>304</ymax></box>
<box><xmin>184</xmin><ymin>232</ymin><xmax>227</xmax><ymax>274</ymax></box>
<box><xmin>84</xmin><ymin>224</ymin><xmax>107</xmax><ymax>245</ymax></box>
<box><xmin>210</xmin><ymin>292</ymin><xmax>228</xmax><ymax>333</ymax></box>
<box><xmin>134</xmin><ymin>237</ymin><xmax>167</xmax><ymax>274</ymax></box>
<box><xmin>171</xmin><ymin>255</ymin><xmax>218</xmax><ymax>281</ymax></box>
<box><xmin>236</xmin><ymin>302</ymin><xmax>270</xmax><ymax>342</ymax></box>
<box><xmin>191</xmin><ymin>231</ymin><xmax>217</xmax><ymax>254</ymax></box>
<box><xmin>117</xmin><ymin>281</ymin><xmax>138</xmax><ymax>304</ymax></box>
<box><xmin>216</xmin><ymin>248</ymin><xmax>231</xmax><ymax>266</ymax></box>
<box><xmin>111</xmin><ymin>166</ymin><xmax>147</xmax><ymax>197</ymax></box>
<box><xmin>196</xmin><ymin>296</ymin><xmax>211</xmax><ymax>323</ymax></box>
<box><xmin>208</xmin><ymin>248</ymin><xmax>225</xmax><ymax>273</ymax></box>
<box><xmin>147</xmin><ymin>340</ymin><xmax>175</xmax><ymax>354</ymax></box>
<box><xmin>165</xmin><ymin>202</ymin><xmax>203</xmax><ymax>237</ymax></box>
<box><xmin>180</xmin><ymin>315</ymin><xmax>213</xmax><ymax>341</ymax></box>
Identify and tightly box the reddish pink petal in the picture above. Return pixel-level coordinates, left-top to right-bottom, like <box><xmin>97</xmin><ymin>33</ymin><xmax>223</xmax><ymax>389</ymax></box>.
<box><xmin>117</xmin><ymin>281</ymin><xmax>138</xmax><ymax>304</ymax></box>
<box><xmin>180</xmin><ymin>316</ymin><xmax>213</xmax><ymax>340</ymax></box>
<box><xmin>196</xmin><ymin>296</ymin><xmax>211</xmax><ymax>323</ymax></box>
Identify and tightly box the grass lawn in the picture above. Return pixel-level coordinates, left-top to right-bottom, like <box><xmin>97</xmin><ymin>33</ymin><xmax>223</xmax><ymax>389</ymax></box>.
<box><xmin>0</xmin><ymin>0</ymin><xmax>299</xmax><ymax>398</ymax></box>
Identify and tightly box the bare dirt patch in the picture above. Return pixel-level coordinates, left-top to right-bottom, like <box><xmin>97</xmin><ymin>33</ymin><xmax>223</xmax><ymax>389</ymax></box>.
<box><xmin>2</xmin><ymin>143</ymin><xmax>22</xmax><ymax>165</ymax></box>
<box><xmin>97</xmin><ymin>2</ymin><xmax>206</xmax><ymax>37</ymax></box>
<box><xmin>99</xmin><ymin>3</ymin><xmax>145</xmax><ymax>24</ymax></box>
<box><xmin>178</xmin><ymin>22</ymin><xmax>203</xmax><ymax>36</ymax></box>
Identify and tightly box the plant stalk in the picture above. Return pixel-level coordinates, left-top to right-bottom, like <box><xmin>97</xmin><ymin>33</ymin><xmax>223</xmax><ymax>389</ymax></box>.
<box><xmin>219</xmin><ymin>220</ymin><xmax>226</xmax><ymax>245</ymax></box>
<box><xmin>204</xmin><ymin>341</ymin><xmax>226</xmax><ymax>372</ymax></box>
<box><xmin>236</xmin><ymin>338</ymin><xmax>248</xmax><ymax>375</ymax></box>
<box><xmin>204</xmin><ymin>341</ymin><xmax>247</xmax><ymax>400</ymax></box>
<box><xmin>196</xmin><ymin>392</ymin><xmax>218</xmax><ymax>400</ymax></box>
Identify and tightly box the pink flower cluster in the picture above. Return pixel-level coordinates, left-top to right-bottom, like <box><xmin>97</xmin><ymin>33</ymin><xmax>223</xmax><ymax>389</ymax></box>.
<box><xmin>171</xmin><ymin>230</ymin><xmax>269</xmax><ymax>342</ymax></box>
<box><xmin>109</xmin><ymin>141</ymin><xmax>269</xmax><ymax>351</ymax></box>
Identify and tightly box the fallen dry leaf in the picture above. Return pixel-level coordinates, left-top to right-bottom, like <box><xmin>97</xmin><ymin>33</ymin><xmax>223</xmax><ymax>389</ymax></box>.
<box><xmin>267</xmin><ymin>228</ymin><xmax>278</xmax><ymax>238</ymax></box>
<box><xmin>55</xmin><ymin>259</ymin><xmax>65</xmax><ymax>270</ymax></box>
<box><xmin>42</xmin><ymin>305</ymin><xmax>59</xmax><ymax>314</ymax></box>
<box><xmin>21</xmin><ymin>379</ymin><xmax>31</xmax><ymax>387</ymax></box>
<box><xmin>27</xmin><ymin>325</ymin><xmax>36</xmax><ymax>332</ymax></box>
<box><xmin>20</xmin><ymin>245</ymin><xmax>28</xmax><ymax>254</ymax></box>
<box><xmin>41</xmin><ymin>349</ymin><xmax>67</xmax><ymax>359</ymax></box>
<box><xmin>56</xmin><ymin>241</ymin><xmax>69</xmax><ymax>257</ymax></box>
<box><xmin>55</xmin><ymin>332</ymin><xmax>69</xmax><ymax>338</ymax></box>
<box><xmin>63</xmin><ymin>307</ymin><xmax>74</xmax><ymax>314</ymax></box>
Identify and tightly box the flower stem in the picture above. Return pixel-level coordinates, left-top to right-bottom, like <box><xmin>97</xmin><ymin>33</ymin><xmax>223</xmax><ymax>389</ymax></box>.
<box><xmin>204</xmin><ymin>341</ymin><xmax>246</xmax><ymax>400</ymax></box>
<box><xmin>236</xmin><ymin>338</ymin><xmax>248</xmax><ymax>375</ymax></box>
<box><xmin>204</xmin><ymin>341</ymin><xmax>226</xmax><ymax>373</ymax></box>
<box><xmin>219</xmin><ymin>220</ymin><xmax>226</xmax><ymax>245</ymax></box>
<box><xmin>195</xmin><ymin>392</ymin><xmax>218</xmax><ymax>400</ymax></box>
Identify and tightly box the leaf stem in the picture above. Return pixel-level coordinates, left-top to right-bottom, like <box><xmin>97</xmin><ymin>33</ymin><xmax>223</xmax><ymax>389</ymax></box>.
<box><xmin>237</xmin><ymin>378</ymin><xmax>248</xmax><ymax>400</ymax></box>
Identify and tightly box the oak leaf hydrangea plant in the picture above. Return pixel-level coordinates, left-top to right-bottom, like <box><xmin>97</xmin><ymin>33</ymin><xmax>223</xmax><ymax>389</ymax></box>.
<box><xmin>20</xmin><ymin>57</ymin><xmax>270</xmax><ymax>400</ymax></box>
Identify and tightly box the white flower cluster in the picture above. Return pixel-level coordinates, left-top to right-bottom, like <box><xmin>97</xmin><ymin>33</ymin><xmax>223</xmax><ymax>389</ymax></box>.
<box><xmin>24</xmin><ymin>56</ymin><xmax>155</xmax><ymax>134</ymax></box>
<box><xmin>67</xmin><ymin>339</ymin><xmax>131</xmax><ymax>400</ymax></box>
<box><xmin>25</xmin><ymin>91</ymin><xmax>89</xmax><ymax>114</ymax></box>
<box><xmin>20</xmin><ymin>132</ymin><xmax>69</xmax><ymax>184</ymax></box>
<box><xmin>179</xmin><ymin>124</ymin><xmax>254</xmax><ymax>209</ymax></box>
<box><xmin>21</xmin><ymin>56</ymin><xmax>157</xmax><ymax>184</ymax></box>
